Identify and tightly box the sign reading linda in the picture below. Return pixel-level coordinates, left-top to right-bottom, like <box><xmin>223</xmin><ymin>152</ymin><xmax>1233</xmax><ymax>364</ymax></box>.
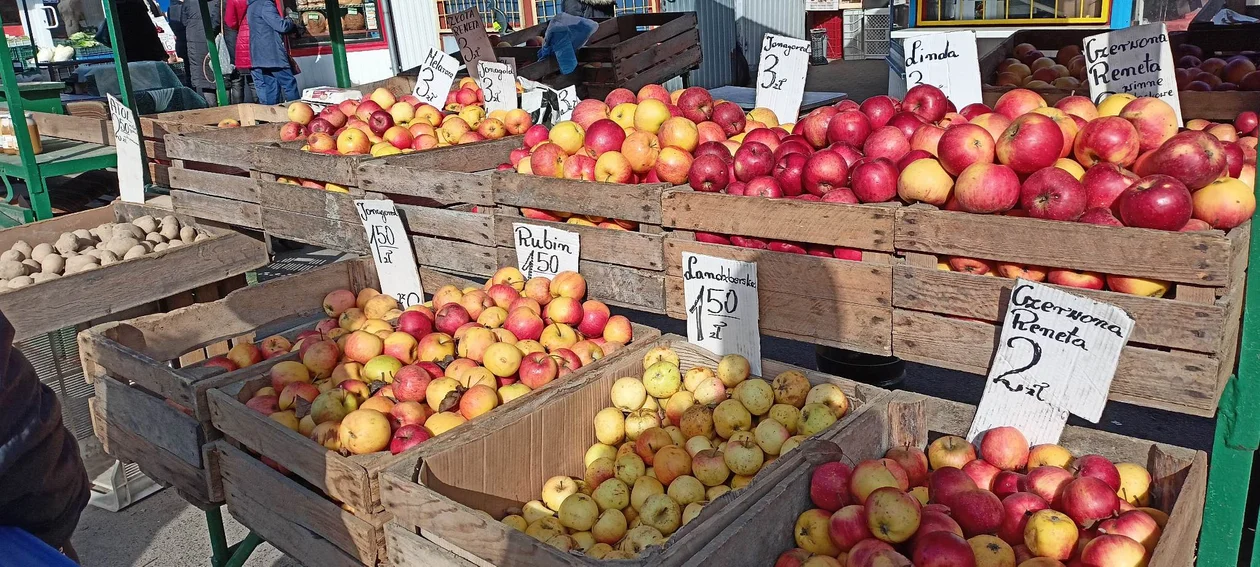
<box><xmin>968</xmin><ymin>280</ymin><xmax>1134</xmax><ymax>445</ymax></box>
<box><xmin>682</xmin><ymin>252</ymin><xmax>762</xmax><ymax>376</ymax></box>
<box><xmin>1083</xmin><ymin>23</ymin><xmax>1182</xmax><ymax>124</ymax></box>
<box><xmin>902</xmin><ymin>30</ymin><xmax>983</xmax><ymax>107</ymax></box>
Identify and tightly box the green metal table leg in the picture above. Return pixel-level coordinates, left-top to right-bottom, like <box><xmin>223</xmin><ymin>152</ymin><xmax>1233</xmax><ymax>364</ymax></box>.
<box><xmin>196</xmin><ymin>0</ymin><xmax>229</xmax><ymax>106</ymax></box>
<box><xmin>206</xmin><ymin>507</ymin><xmax>231</xmax><ymax>567</ymax></box>
<box><xmin>1199</xmin><ymin>380</ymin><xmax>1254</xmax><ymax>566</ymax></box>
<box><xmin>222</xmin><ymin>532</ymin><xmax>264</xmax><ymax>567</ymax></box>
<box><xmin>324</xmin><ymin>0</ymin><xmax>350</xmax><ymax>88</ymax></box>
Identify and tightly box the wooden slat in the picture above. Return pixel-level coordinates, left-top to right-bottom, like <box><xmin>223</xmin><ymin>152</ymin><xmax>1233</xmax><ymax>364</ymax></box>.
<box><xmin>169</xmin><ymin>167</ymin><xmax>262</xmax><ymax>203</ymax></box>
<box><xmin>610</xmin><ymin>12</ymin><xmax>698</xmax><ymax>63</ymax></box>
<box><xmin>34</xmin><ymin>112</ymin><xmax>113</xmax><ymax>145</ymax></box>
<box><xmin>492</xmin><ymin>172</ymin><xmax>665</xmax><ymax>224</ymax></box>
<box><xmin>257</xmin><ymin>181</ymin><xmax>359</xmax><ymax>219</ymax></box>
<box><xmin>399</xmin><ymin>205</ymin><xmax>496</xmax><ymax>246</ymax></box>
<box><xmin>385</xmin><ymin>521</ymin><xmax>478</xmax><ymax>567</ymax></box>
<box><xmin>619</xmin><ymin>44</ymin><xmax>703</xmax><ymax>95</ymax></box>
<box><xmin>895</xmin><ymin>208</ymin><xmax>1237</xmax><ymax>286</ymax></box>
<box><xmin>90</xmin><ymin>399</ymin><xmax>220</xmax><ymax>506</ymax></box>
<box><xmin>170</xmin><ymin>190</ymin><xmax>264</xmax><ymax>229</ymax></box>
<box><xmin>250</xmin><ymin>144</ymin><xmax>369</xmax><ymax>186</ymax></box>
<box><xmin>893</xmin><ymin>265</ymin><xmax>1226</xmax><ymax>353</ymax></box>
<box><xmin>497</xmin><ymin>216</ymin><xmax>665</xmax><ymax>271</ymax></box>
<box><xmin>0</xmin><ymin>206</ymin><xmax>113</xmax><ymax>251</ymax></box>
<box><xmin>495</xmin><ymin>247</ymin><xmax>665</xmax><ymax>312</ymax></box>
<box><xmin>95</xmin><ymin>375</ymin><xmax>205</xmax><ymax>466</ymax></box>
<box><xmin>359</xmin><ymin>165</ymin><xmax>496</xmax><ymax>206</ymax></box>
<box><xmin>163</xmin><ymin>123</ymin><xmax>285</xmax><ymax>166</ymax></box>
<box><xmin>414</xmin><ymin>235</ymin><xmax>498</xmax><ymax>277</ymax></box>
<box><xmin>614</xmin><ymin>27</ymin><xmax>699</xmax><ymax>83</ymax></box>
<box><xmin>891</xmin><ymin>310</ymin><xmax>1220</xmax><ymax>416</ymax></box>
<box><xmin>383</xmin><ymin>136</ymin><xmax>521</xmax><ymax>175</ymax></box>
<box><xmin>262</xmin><ymin>209</ymin><xmax>368</xmax><ymax>253</ymax></box>
<box><xmin>1148</xmin><ymin>449</ymin><xmax>1208</xmax><ymax>567</ymax></box>
<box><xmin>662</xmin><ymin>190</ymin><xmax>897</xmax><ymax>252</ymax></box>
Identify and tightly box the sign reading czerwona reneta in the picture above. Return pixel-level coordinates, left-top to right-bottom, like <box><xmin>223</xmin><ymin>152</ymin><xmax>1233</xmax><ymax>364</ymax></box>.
<box><xmin>1083</xmin><ymin>23</ymin><xmax>1182</xmax><ymax>125</ymax></box>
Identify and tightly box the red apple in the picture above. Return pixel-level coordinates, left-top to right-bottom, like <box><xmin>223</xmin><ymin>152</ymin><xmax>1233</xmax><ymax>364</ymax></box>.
<box><xmin>802</xmin><ymin>150</ymin><xmax>850</xmax><ymax>196</ymax></box>
<box><xmin>1144</xmin><ymin>130</ymin><xmax>1227</xmax><ymax>190</ymax></box>
<box><xmin>774</xmin><ymin>153</ymin><xmax>809</xmax><ymax>196</ymax></box>
<box><xmin>902</xmin><ymin>84</ymin><xmax>949</xmax><ymax>122</ymax></box>
<box><xmin>886</xmin><ymin>112</ymin><xmax>927</xmax><ymax>139</ymax></box>
<box><xmin>996</xmin><ymin>113</ymin><xmax>1063</xmax><ymax>175</ymax></box>
<box><xmin>1047</xmin><ymin>269</ymin><xmax>1106</xmax><ymax>290</ymax></box>
<box><xmin>695</xmin><ymin>231</ymin><xmax>731</xmax><ymax>245</ymax></box>
<box><xmin>733</xmin><ymin>141</ymin><xmax>774</xmax><ymax>181</ymax></box>
<box><xmin>827</xmin><ymin>110</ymin><xmax>873</xmax><ymax>147</ymax></box>
<box><xmin>1236</xmin><ymin>111</ymin><xmax>1259</xmax><ymax>136</ymax></box>
<box><xmin>949</xmin><ymin>488</ymin><xmax>1004</xmax><ymax>537</ymax></box>
<box><xmin>997</xmin><ymin>492</ymin><xmax>1050</xmax><ymax>545</ymax></box>
<box><xmin>849</xmin><ymin>158</ymin><xmax>898</xmax><ymax>203</ymax></box>
<box><xmin>1070</xmin><ymin>454</ymin><xmax>1122</xmax><ymax>491</ymax></box>
<box><xmin>712</xmin><ymin>102</ymin><xmax>747</xmax><ymax>137</ymax></box>
<box><xmin>1057</xmin><ymin>477</ymin><xmax>1121</xmax><ymax>527</ymax></box>
<box><xmin>1079</xmin><ymin>207</ymin><xmax>1125</xmax><ymax>226</ymax></box>
<box><xmin>1116</xmin><ymin>174</ymin><xmax>1193</xmax><ymax>230</ymax></box>
<box><xmin>390</xmin><ymin>424</ymin><xmax>432</xmax><ymax>454</ymax></box>
<box><xmin>911</xmin><ymin>530</ymin><xmax>975</xmax><ymax>567</ymax></box>
<box><xmin>1021</xmin><ymin>166</ymin><xmax>1087</xmax><ymax>220</ymax></box>
<box><xmin>929</xmin><ymin>467</ymin><xmax>978</xmax><ymax>505</ymax></box>
<box><xmin>519</xmin><ymin>351</ymin><xmax>559</xmax><ymax>389</ymax></box>
<box><xmin>937</xmin><ymin>124</ymin><xmax>996</xmax><ymax>176</ymax></box>
<box><xmin>745</xmin><ymin>128</ymin><xmax>783</xmax><ymax>153</ymax></box>
<box><xmin>1081</xmin><ymin>162</ymin><xmax>1141</xmax><ymax>212</ymax></box>
<box><xmin>1074</xmin><ymin>116</ymin><xmax>1141</xmax><ymax>168</ymax></box>
<box><xmin>747</xmin><ymin>176</ymin><xmax>784</xmax><ymax>198</ymax></box>
<box><xmin>859</xmin><ymin>95</ymin><xmax>900</xmax><ymax>128</ymax></box>
<box><xmin>811</xmin><ymin>462</ymin><xmax>853</xmax><ymax>511</ymax></box>
<box><xmin>954</xmin><ymin>163</ymin><xmax>1021</xmax><ymax>213</ymax></box>
<box><xmin>689</xmin><ymin>154</ymin><xmax>732</xmax><ymax>193</ymax></box>
<box><xmin>1022</xmin><ymin>465</ymin><xmax>1075</xmax><ymax>506</ymax></box>
<box><xmin>959</xmin><ymin>103</ymin><xmax>992</xmax><ymax>119</ymax></box>
<box><xmin>677</xmin><ymin>87</ymin><xmax>714</xmax><ymax>123</ymax></box>
<box><xmin>992</xmin><ymin>471</ymin><xmax>1025</xmax><ymax>499</ymax></box>
<box><xmin>585</xmin><ymin>119</ymin><xmax>627</xmax><ymax>157</ymax></box>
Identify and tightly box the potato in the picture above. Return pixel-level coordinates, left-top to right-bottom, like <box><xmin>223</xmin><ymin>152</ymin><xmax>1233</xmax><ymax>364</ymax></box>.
<box><xmin>145</xmin><ymin>232</ymin><xmax>166</xmax><ymax>244</ymax></box>
<box><xmin>8</xmin><ymin>276</ymin><xmax>32</xmax><ymax>289</ymax></box>
<box><xmin>90</xmin><ymin>224</ymin><xmax>114</xmax><ymax>241</ymax></box>
<box><xmin>64</xmin><ymin>255</ymin><xmax>98</xmax><ymax>274</ymax></box>
<box><xmin>30</xmin><ymin>243</ymin><xmax>53</xmax><ymax>262</ymax></box>
<box><xmin>95</xmin><ymin>241</ymin><xmax>107</xmax><ymax>250</ymax></box>
<box><xmin>168</xmin><ymin>239</ymin><xmax>184</xmax><ymax>249</ymax></box>
<box><xmin>106</xmin><ymin>237</ymin><xmax>139</xmax><ymax>258</ymax></box>
<box><xmin>0</xmin><ymin>250</ymin><xmax>25</xmax><ymax>263</ymax></box>
<box><xmin>10</xmin><ymin>240</ymin><xmax>31</xmax><ymax>256</ymax></box>
<box><xmin>82</xmin><ymin>249</ymin><xmax>102</xmax><ymax>259</ymax></box>
<box><xmin>54</xmin><ymin>233</ymin><xmax>79</xmax><ymax>254</ymax></box>
<box><xmin>180</xmin><ymin>226</ymin><xmax>198</xmax><ymax>243</ymax></box>
<box><xmin>195</xmin><ymin>233</ymin><xmax>210</xmax><ymax>243</ymax></box>
<box><xmin>160</xmin><ymin>215</ymin><xmax>180</xmax><ymax>230</ymax></box>
<box><xmin>0</xmin><ymin>260</ymin><xmax>25</xmax><ymax>279</ymax></box>
<box><xmin>21</xmin><ymin>259</ymin><xmax>40</xmax><ymax>273</ymax></box>
<box><xmin>124</xmin><ymin>245</ymin><xmax>148</xmax><ymax>260</ymax></box>
<box><xmin>31</xmin><ymin>272</ymin><xmax>59</xmax><ymax>283</ymax></box>
<box><xmin>132</xmin><ymin>215</ymin><xmax>158</xmax><ymax>234</ymax></box>
<box><xmin>116</xmin><ymin>223</ymin><xmax>145</xmax><ymax>240</ymax></box>
<box><xmin>154</xmin><ymin>242</ymin><xmax>169</xmax><ymax>253</ymax></box>
<box><xmin>72</xmin><ymin>228</ymin><xmax>95</xmax><ymax>242</ymax></box>
<box><xmin>159</xmin><ymin>222</ymin><xmax>181</xmax><ymax>240</ymax></box>
<box><xmin>40</xmin><ymin>254</ymin><xmax>64</xmax><ymax>274</ymax></box>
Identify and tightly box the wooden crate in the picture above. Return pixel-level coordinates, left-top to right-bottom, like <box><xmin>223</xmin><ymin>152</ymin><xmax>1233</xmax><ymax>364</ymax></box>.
<box><xmin>660</xmin><ymin>189</ymin><xmax>898</xmax><ymax>353</ymax></box>
<box><xmin>379</xmin><ymin>335</ymin><xmax>888</xmax><ymax>567</ymax></box>
<box><xmin>498</xmin><ymin>12</ymin><xmax>701</xmax><ymax>100</ymax></box>
<box><xmin>976</xmin><ymin>28</ymin><xmax>1260</xmax><ymax>121</ymax></box>
<box><xmin>207</xmin><ymin>297</ymin><xmax>659</xmax><ymax>565</ymax></box>
<box><xmin>492</xmin><ymin>171</ymin><xmax>669</xmax><ymax>313</ymax></box>
<box><xmin>0</xmin><ymin>197</ymin><xmax>268</xmax><ymax>342</ymax></box>
<box><xmin>892</xmin><ymin>206</ymin><xmax>1250</xmax><ymax>416</ymax></box>
<box><xmin>686</xmin><ymin>390</ymin><xmax>1206</xmax><ymax>567</ymax></box>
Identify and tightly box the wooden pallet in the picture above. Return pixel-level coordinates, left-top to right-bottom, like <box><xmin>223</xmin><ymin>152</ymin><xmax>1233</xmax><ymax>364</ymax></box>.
<box><xmin>206</xmin><ymin>275</ymin><xmax>659</xmax><ymax>564</ymax></box>
<box><xmin>500</xmin><ymin>12</ymin><xmax>702</xmax><ymax>100</ymax></box>
<box><xmin>892</xmin><ymin>206</ymin><xmax>1249</xmax><ymax>417</ymax></box>
<box><xmin>686</xmin><ymin>390</ymin><xmax>1206</xmax><ymax>567</ymax></box>
<box><xmin>380</xmin><ymin>334</ymin><xmax>888</xmax><ymax>567</ymax></box>
<box><xmin>492</xmin><ymin>171</ymin><xmax>669</xmax><ymax>313</ymax></box>
<box><xmin>660</xmin><ymin>189</ymin><xmax>898</xmax><ymax>353</ymax></box>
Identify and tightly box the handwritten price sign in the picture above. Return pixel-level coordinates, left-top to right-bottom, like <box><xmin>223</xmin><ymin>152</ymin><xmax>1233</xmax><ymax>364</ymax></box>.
<box><xmin>447</xmin><ymin>6</ymin><xmax>496</xmax><ymax>80</ymax></box>
<box><xmin>902</xmin><ymin>30</ymin><xmax>983</xmax><ymax>107</ymax></box>
<box><xmin>355</xmin><ymin>200</ymin><xmax>425</xmax><ymax>308</ymax></box>
<box><xmin>755</xmin><ymin>34</ymin><xmax>810</xmax><ymax>125</ymax></box>
<box><xmin>967</xmin><ymin>279</ymin><xmax>1134</xmax><ymax>445</ymax></box>
<box><xmin>1084</xmin><ymin>23</ymin><xmax>1182</xmax><ymax>125</ymax></box>
<box><xmin>413</xmin><ymin>48</ymin><xmax>459</xmax><ymax>106</ymax></box>
<box><xmin>513</xmin><ymin>223</ymin><xmax>579</xmax><ymax>280</ymax></box>
<box><xmin>477</xmin><ymin>61</ymin><xmax>518</xmax><ymax>113</ymax></box>
<box><xmin>682</xmin><ymin>253</ymin><xmax>762</xmax><ymax>375</ymax></box>
<box><xmin>108</xmin><ymin>94</ymin><xmax>145</xmax><ymax>203</ymax></box>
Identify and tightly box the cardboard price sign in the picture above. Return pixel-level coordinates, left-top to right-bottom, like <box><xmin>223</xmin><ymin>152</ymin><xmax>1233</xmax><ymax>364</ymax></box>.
<box><xmin>355</xmin><ymin>200</ymin><xmax>424</xmax><ymax>307</ymax></box>
<box><xmin>447</xmin><ymin>6</ymin><xmax>496</xmax><ymax>80</ymax></box>
<box><xmin>107</xmin><ymin>94</ymin><xmax>145</xmax><ymax>203</ymax></box>
<box><xmin>967</xmin><ymin>279</ymin><xmax>1134</xmax><ymax>445</ymax></box>
<box><xmin>754</xmin><ymin>34</ymin><xmax>810</xmax><ymax>125</ymax></box>
<box><xmin>412</xmin><ymin>48</ymin><xmax>459</xmax><ymax>107</ymax></box>
<box><xmin>477</xmin><ymin>61</ymin><xmax>518</xmax><ymax>113</ymax></box>
<box><xmin>1083</xmin><ymin>23</ymin><xmax>1182</xmax><ymax>125</ymax></box>
<box><xmin>513</xmin><ymin>223</ymin><xmax>580</xmax><ymax>280</ymax></box>
<box><xmin>903</xmin><ymin>30</ymin><xmax>983</xmax><ymax>107</ymax></box>
<box><xmin>681</xmin><ymin>252</ymin><xmax>762</xmax><ymax>375</ymax></box>
<box><xmin>556</xmin><ymin>85</ymin><xmax>579</xmax><ymax>121</ymax></box>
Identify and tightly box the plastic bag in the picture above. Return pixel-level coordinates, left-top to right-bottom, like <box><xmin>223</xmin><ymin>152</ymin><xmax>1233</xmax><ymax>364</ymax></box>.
<box><xmin>536</xmin><ymin>12</ymin><xmax>598</xmax><ymax>75</ymax></box>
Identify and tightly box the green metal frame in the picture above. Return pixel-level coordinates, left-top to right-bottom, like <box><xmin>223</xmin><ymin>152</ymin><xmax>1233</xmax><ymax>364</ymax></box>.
<box><xmin>325</xmin><ymin>0</ymin><xmax>351</xmax><ymax>88</ymax></box>
<box><xmin>196</xmin><ymin>0</ymin><xmax>230</xmax><ymax>105</ymax></box>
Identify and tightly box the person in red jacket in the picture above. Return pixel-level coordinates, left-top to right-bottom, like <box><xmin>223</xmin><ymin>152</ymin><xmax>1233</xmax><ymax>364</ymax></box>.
<box><xmin>225</xmin><ymin>0</ymin><xmax>286</xmax><ymax>103</ymax></box>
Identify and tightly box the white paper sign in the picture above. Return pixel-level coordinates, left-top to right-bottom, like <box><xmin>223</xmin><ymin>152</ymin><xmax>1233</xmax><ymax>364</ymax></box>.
<box><xmin>498</xmin><ymin>57</ymin><xmax>518</xmax><ymax>75</ymax></box>
<box><xmin>755</xmin><ymin>34</ymin><xmax>811</xmax><ymax>125</ymax></box>
<box><xmin>447</xmin><ymin>6</ymin><xmax>496</xmax><ymax>80</ymax></box>
<box><xmin>355</xmin><ymin>200</ymin><xmax>424</xmax><ymax>308</ymax></box>
<box><xmin>903</xmin><ymin>31</ymin><xmax>983</xmax><ymax>107</ymax></box>
<box><xmin>107</xmin><ymin>94</ymin><xmax>145</xmax><ymax>203</ymax></box>
<box><xmin>150</xmin><ymin>15</ymin><xmax>178</xmax><ymax>53</ymax></box>
<box><xmin>1083</xmin><ymin>23</ymin><xmax>1182</xmax><ymax>124</ymax></box>
<box><xmin>681</xmin><ymin>253</ymin><xmax>762</xmax><ymax>376</ymax></box>
<box><xmin>513</xmin><ymin>223</ymin><xmax>580</xmax><ymax>280</ymax></box>
<box><xmin>477</xmin><ymin>61</ymin><xmax>517</xmax><ymax>113</ymax></box>
<box><xmin>413</xmin><ymin>48</ymin><xmax>459</xmax><ymax>107</ymax></box>
<box><xmin>556</xmin><ymin>86</ymin><xmax>579</xmax><ymax>121</ymax></box>
<box><xmin>967</xmin><ymin>279</ymin><xmax>1135</xmax><ymax>445</ymax></box>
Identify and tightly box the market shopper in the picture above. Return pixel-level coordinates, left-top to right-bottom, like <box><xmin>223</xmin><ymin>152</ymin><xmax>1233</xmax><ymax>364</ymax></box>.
<box><xmin>223</xmin><ymin>0</ymin><xmax>257</xmax><ymax>103</ymax></box>
<box><xmin>246</xmin><ymin>0</ymin><xmax>302</xmax><ymax>105</ymax></box>
<box><xmin>94</xmin><ymin>0</ymin><xmax>169</xmax><ymax>63</ymax></box>
<box><xmin>0</xmin><ymin>313</ymin><xmax>90</xmax><ymax>562</ymax></box>
<box><xmin>563</xmin><ymin>0</ymin><xmax>615</xmax><ymax>19</ymax></box>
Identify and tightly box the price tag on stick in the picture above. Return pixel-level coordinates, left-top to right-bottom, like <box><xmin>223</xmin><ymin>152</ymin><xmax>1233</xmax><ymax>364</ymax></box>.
<box><xmin>902</xmin><ymin>30</ymin><xmax>983</xmax><ymax>107</ymax></box>
<box><xmin>754</xmin><ymin>34</ymin><xmax>810</xmax><ymax>125</ymax></box>
<box><xmin>447</xmin><ymin>6</ymin><xmax>496</xmax><ymax>80</ymax></box>
<box><xmin>1083</xmin><ymin>23</ymin><xmax>1183</xmax><ymax>125</ymax></box>
<box><xmin>413</xmin><ymin>48</ymin><xmax>459</xmax><ymax>107</ymax></box>
<box><xmin>513</xmin><ymin>223</ymin><xmax>580</xmax><ymax>280</ymax></box>
<box><xmin>477</xmin><ymin>61</ymin><xmax>518</xmax><ymax>113</ymax></box>
<box><xmin>107</xmin><ymin>94</ymin><xmax>145</xmax><ymax>203</ymax></box>
<box><xmin>967</xmin><ymin>279</ymin><xmax>1134</xmax><ymax>445</ymax></box>
<box><xmin>355</xmin><ymin>200</ymin><xmax>425</xmax><ymax>308</ymax></box>
<box><xmin>681</xmin><ymin>253</ymin><xmax>762</xmax><ymax>376</ymax></box>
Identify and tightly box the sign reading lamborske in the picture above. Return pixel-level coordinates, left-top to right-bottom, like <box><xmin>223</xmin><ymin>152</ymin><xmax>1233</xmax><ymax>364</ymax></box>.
<box><xmin>513</xmin><ymin>223</ymin><xmax>580</xmax><ymax>280</ymax></box>
<box><xmin>477</xmin><ymin>61</ymin><xmax>517</xmax><ymax>113</ymax></box>
<box><xmin>755</xmin><ymin>34</ymin><xmax>810</xmax><ymax>125</ymax></box>
<box><xmin>967</xmin><ymin>279</ymin><xmax>1134</xmax><ymax>445</ymax></box>
<box><xmin>412</xmin><ymin>47</ymin><xmax>459</xmax><ymax>106</ymax></box>
<box><xmin>355</xmin><ymin>200</ymin><xmax>424</xmax><ymax>308</ymax></box>
<box><xmin>1084</xmin><ymin>23</ymin><xmax>1182</xmax><ymax>124</ymax></box>
<box><xmin>903</xmin><ymin>30</ymin><xmax>983</xmax><ymax>107</ymax></box>
<box><xmin>682</xmin><ymin>253</ymin><xmax>762</xmax><ymax>376</ymax></box>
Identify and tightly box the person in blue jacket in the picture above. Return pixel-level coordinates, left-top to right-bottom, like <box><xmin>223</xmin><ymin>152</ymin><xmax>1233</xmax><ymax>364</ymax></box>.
<box><xmin>247</xmin><ymin>0</ymin><xmax>302</xmax><ymax>105</ymax></box>
<box><xmin>0</xmin><ymin>312</ymin><xmax>89</xmax><ymax>561</ymax></box>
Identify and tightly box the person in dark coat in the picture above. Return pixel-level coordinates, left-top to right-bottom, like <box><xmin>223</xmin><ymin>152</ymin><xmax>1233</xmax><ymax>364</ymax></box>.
<box><xmin>181</xmin><ymin>0</ymin><xmax>222</xmax><ymax>97</ymax></box>
<box><xmin>0</xmin><ymin>313</ymin><xmax>90</xmax><ymax>561</ymax></box>
<box><xmin>563</xmin><ymin>0</ymin><xmax>615</xmax><ymax>19</ymax></box>
<box><xmin>94</xmin><ymin>0</ymin><xmax>169</xmax><ymax>62</ymax></box>
<box><xmin>246</xmin><ymin>0</ymin><xmax>300</xmax><ymax>104</ymax></box>
<box><xmin>167</xmin><ymin>0</ymin><xmax>188</xmax><ymax>77</ymax></box>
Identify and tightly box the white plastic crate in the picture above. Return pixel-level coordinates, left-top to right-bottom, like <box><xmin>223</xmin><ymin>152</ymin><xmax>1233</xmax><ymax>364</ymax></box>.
<box><xmin>842</xmin><ymin>9</ymin><xmax>864</xmax><ymax>60</ymax></box>
<box><xmin>862</xmin><ymin>8</ymin><xmax>890</xmax><ymax>59</ymax></box>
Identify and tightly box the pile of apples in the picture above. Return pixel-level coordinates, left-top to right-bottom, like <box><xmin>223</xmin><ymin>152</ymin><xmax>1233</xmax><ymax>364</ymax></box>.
<box><xmin>1174</xmin><ymin>43</ymin><xmax>1260</xmax><ymax>92</ymax></box>
<box><xmin>240</xmin><ymin>267</ymin><xmax>636</xmax><ymax>462</ymax></box>
<box><xmin>279</xmin><ymin>80</ymin><xmax>535</xmax><ymax>159</ymax></box>
<box><xmin>990</xmin><ymin>43</ymin><xmax>1089</xmax><ymax>90</ymax></box>
<box><xmin>779</xmin><ymin>427</ymin><xmax>1164</xmax><ymax>567</ymax></box>
<box><xmin>497</xmin><ymin>347</ymin><xmax>852</xmax><ymax>559</ymax></box>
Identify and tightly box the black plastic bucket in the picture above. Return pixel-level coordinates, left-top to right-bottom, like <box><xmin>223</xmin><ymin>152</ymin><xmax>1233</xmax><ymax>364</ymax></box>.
<box><xmin>815</xmin><ymin>346</ymin><xmax>905</xmax><ymax>389</ymax></box>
